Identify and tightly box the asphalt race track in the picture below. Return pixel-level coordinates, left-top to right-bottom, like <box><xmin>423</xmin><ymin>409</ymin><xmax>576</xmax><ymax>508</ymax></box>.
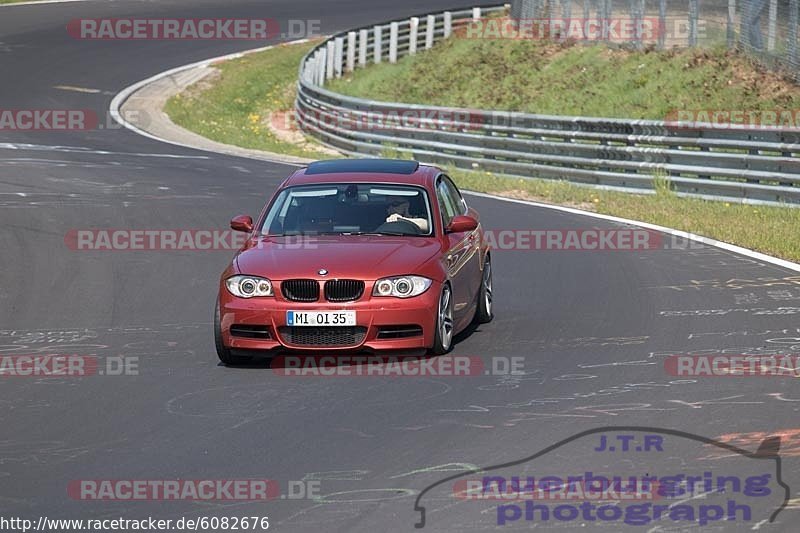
<box><xmin>1</xmin><ymin>1</ymin><xmax>799</xmax><ymax>531</ymax></box>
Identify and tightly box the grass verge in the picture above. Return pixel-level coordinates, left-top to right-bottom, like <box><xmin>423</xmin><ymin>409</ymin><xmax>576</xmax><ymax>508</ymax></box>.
<box><xmin>165</xmin><ymin>40</ymin><xmax>332</xmax><ymax>160</ymax></box>
<box><xmin>165</xmin><ymin>38</ymin><xmax>800</xmax><ymax>262</ymax></box>
<box><xmin>328</xmin><ymin>38</ymin><xmax>800</xmax><ymax>118</ymax></box>
<box><xmin>451</xmin><ymin>167</ymin><xmax>800</xmax><ymax>262</ymax></box>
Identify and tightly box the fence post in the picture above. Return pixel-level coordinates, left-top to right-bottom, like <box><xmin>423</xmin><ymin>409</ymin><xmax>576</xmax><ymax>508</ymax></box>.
<box><xmin>689</xmin><ymin>0</ymin><xmax>698</xmax><ymax>46</ymax></box>
<box><xmin>318</xmin><ymin>49</ymin><xmax>327</xmax><ymax>85</ymax></box>
<box><xmin>790</xmin><ymin>0</ymin><xmax>799</xmax><ymax>67</ymax></box>
<box><xmin>768</xmin><ymin>0</ymin><xmax>777</xmax><ymax>51</ymax></box>
<box><xmin>313</xmin><ymin>50</ymin><xmax>322</xmax><ymax>85</ymax></box>
<box><xmin>444</xmin><ymin>11</ymin><xmax>452</xmax><ymax>38</ymax></box>
<box><xmin>598</xmin><ymin>0</ymin><xmax>609</xmax><ymax>42</ymax></box>
<box><xmin>389</xmin><ymin>22</ymin><xmax>399</xmax><ymax>63</ymax></box>
<box><xmin>583</xmin><ymin>0</ymin><xmax>590</xmax><ymax>41</ymax></box>
<box><xmin>373</xmin><ymin>25</ymin><xmax>382</xmax><ymax>63</ymax></box>
<box><xmin>346</xmin><ymin>31</ymin><xmax>356</xmax><ymax>72</ymax></box>
<box><xmin>325</xmin><ymin>40</ymin><xmax>335</xmax><ymax>80</ymax></box>
<box><xmin>334</xmin><ymin>36</ymin><xmax>344</xmax><ymax>78</ymax></box>
<box><xmin>409</xmin><ymin>17</ymin><xmax>419</xmax><ymax>55</ymax></box>
<box><xmin>358</xmin><ymin>29</ymin><xmax>368</xmax><ymax>66</ymax></box>
<box><xmin>426</xmin><ymin>15</ymin><xmax>436</xmax><ymax>48</ymax></box>
<box><xmin>727</xmin><ymin>0</ymin><xmax>735</xmax><ymax>48</ymax></box>
<box><xmin>658</xmin><ymin>0</ymin><xmax>667</xmax><ymax>48</ymax></box>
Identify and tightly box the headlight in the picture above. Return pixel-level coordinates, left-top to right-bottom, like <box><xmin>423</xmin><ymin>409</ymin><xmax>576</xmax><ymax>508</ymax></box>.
<box><xmin>225</xmin><ymin>275</ymin><xmax>273</xmax><ymax>298</ymax></box>
<box><xmin>372</xmin><ymin>276</ymin><xmax>432</xmax><ymax>298</ymax></box>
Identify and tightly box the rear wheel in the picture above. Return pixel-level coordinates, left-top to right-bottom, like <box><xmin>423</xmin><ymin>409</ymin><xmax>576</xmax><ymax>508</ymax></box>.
<box><xmin>214</xmin><ymin>302</ymin><xmax>251</xmax><ymax>365</ymax></box>
<box><xmin>430</xmin><ymin>284</ymin><xmax>454</xmax><ymax>355</ymax></box>
<box><xmin>474</xmin><ymin>255</ymin><xmax>494</xmax><ymax>324</ymax></box>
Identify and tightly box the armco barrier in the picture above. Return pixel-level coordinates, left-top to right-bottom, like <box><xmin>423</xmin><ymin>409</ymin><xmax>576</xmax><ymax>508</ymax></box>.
<box><xmin>295</xmin><ymin>5</ymin><xmax>800</xmax><ymax>205</ymax></box>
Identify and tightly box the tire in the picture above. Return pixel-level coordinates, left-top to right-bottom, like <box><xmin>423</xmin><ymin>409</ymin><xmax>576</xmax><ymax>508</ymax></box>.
<box><xmin>473</xmin><ymin>254</ymin><xmax>494</xmax><ymax>324</ymax></box>
<box><xmin>430</xmin><ymin>283</ymin><xmax>454</xmax><ymax>355</ymax></box>
<box><xmin>214</xmin><ymin>301</ymin><xmax>251</xmax><ymax>365</ymax></box>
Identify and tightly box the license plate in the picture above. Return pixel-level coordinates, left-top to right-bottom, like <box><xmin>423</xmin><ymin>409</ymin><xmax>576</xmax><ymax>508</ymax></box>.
<box><xmin>286</xmin><ymin>311</ymin><xmax>356</xmax><ymax>326</ymax></box>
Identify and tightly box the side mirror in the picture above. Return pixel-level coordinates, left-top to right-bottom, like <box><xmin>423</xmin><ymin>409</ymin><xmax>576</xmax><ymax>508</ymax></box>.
<box><xmin>446</xmin><ymin>215</ymin><xmax>478</xmax><ymax>233</ymax></box>
<box><xmin>230</xmin><ymin>215</ymin><xmax>254</xmax><ymax>233</ymax></box>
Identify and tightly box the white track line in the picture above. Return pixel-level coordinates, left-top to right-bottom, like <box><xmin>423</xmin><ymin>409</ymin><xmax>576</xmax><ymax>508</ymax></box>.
<box><xmin>109</xmin><ymin>39</ymin><xmax>313</xmax><ymax>166</ymax></box>
<box><xmin>464</xmin><ymin>190</ymin><xmax>800</xmax><ymax>273</ymax></box>
<box><xmin>0</xmin><ymin>0</ymin><xmax>90</xmax><ymax>7</ymax></box>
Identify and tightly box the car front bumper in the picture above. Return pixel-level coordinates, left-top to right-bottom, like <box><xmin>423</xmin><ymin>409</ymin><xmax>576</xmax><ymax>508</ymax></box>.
<box><xmin>218</xmin><ymin>280</ymin><xmax>440</xmax><ymax>354</ymax></box>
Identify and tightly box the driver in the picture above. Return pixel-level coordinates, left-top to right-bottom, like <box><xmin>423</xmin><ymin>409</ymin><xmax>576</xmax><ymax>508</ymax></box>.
<box><xmin>385</xmin><ymin>198</ymin><xmax>429</xmax><ymax>233</ymax></box>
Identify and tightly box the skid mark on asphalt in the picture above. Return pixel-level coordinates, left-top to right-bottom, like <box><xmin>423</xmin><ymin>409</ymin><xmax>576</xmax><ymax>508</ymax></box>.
<box><xmin>700</xmin><ymin>428</ymin><xmax>800</xmax><ymax>458</ymax></box>
<box><xmin>302</xmin><ymin>470</ymin><xmax>368</xmax><ymax>481</ymax></box>
<box><xmin>769</xmin><ymin>393</ymin><xmax>800</xmax><ymax>402</ymax></box>
<box><xmin>430</xmin><ymin>334</ymin><xmax>800</xmax><ymax>427</ymax></box>
<box><xmin>661</xmin><ymin>307</ymin><xmax>800</xmax><ymax>317</ymax></box>
<box><xmin>477</xmin><ymin>334</ymin><xmax>650</xmax><ymax>351</ymax></box>
<box><xmin>0</xmin><ymin>440</ymin><xmax>99</xmax><ymax>466</ymax></box>
<box><xmin>649</xmin><ymin>275</ymin><xmax>800</xmax><ymax>292</ymax></box>
<box><xmin>638</xmin><ymin>247</ymin><xmax>769</xmax><ymax>271</ymax></box>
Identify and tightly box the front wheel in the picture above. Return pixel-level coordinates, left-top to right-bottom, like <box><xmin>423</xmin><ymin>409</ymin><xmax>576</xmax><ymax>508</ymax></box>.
<box><xmin>430</xmin><ymin>284</ymin><xmax>454</xmax><ymax>355</ymax></box>
<box><xmin>473</xmin><ymin>255</ymin><xmax>493</xmax><ymax>324</ymax></box>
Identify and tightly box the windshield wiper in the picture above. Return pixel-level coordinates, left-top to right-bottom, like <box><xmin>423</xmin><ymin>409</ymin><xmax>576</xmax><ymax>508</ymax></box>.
<box><xmin>346</xmin><ymin>231</ymin><xmax>414</xmax><ymax>236</ymax></box>
<box><xmin>274</xmin><ymin>231</ymin><xmax>417</xmax><ymax>237</ymax></box>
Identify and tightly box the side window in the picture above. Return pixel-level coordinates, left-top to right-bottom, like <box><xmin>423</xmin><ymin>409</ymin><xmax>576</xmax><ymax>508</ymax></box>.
<box><xmin>442</xmin><ymin>175</ymin><xmax>468</xmax><ymax>215</ymax></box>
<box><xmin>437</xmin><ymin>178</ymin><xmax>458</xmax><ymax>226</ymax></box>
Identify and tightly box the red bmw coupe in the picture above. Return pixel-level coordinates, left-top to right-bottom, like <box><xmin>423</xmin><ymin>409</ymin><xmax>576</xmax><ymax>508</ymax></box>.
<box><xmin>215</xmin><ymin>159</ymin><xmax>493</xmax><ymax>364</ymax></box>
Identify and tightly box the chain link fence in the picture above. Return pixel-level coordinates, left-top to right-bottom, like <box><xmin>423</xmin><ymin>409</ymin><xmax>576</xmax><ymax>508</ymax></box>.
<box><xmin>510</xmin><ymin>0</ymin><xmax>799</xmax><ymax>78</ymax></box>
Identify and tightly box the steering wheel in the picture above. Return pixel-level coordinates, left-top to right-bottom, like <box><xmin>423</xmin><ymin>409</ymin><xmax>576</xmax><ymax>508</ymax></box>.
<box><xmin>374</xmin><ymin>219</ymin><xmax>421</xmax><ymax>235</ymax></box>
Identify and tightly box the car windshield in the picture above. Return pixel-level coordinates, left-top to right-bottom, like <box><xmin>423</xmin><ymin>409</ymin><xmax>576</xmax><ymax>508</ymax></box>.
<box><xmin>260</xmin><ymin>183</ymin><xmax>434</xmax><ymax>237</ymax></box>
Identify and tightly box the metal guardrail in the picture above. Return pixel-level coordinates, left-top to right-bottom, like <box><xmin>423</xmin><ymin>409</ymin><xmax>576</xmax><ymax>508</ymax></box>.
<box><xmin>296</xmin><ymin>5</ymin><xmax>800</xmax><ymax>205</ymax></box>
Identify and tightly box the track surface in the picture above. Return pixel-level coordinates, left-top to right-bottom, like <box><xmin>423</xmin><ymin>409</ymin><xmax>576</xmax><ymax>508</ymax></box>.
<box><xmin>1</xmin><ymin>1</ymin><xmax>799</xmax><ymax>531</ymax></box>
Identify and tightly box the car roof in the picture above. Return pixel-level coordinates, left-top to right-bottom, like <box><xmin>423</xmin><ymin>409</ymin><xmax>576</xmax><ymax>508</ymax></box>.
<box><xmin>283</xmin><ymin>159</ymin><xmax>440</xmax><ymax>187</ymax></box>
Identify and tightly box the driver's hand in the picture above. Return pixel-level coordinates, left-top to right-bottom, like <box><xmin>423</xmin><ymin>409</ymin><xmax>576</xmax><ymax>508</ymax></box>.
<box><xmin>387</xmin><ymin>213</ymin><xmax>403</xmax><ymax>223</ymax></box>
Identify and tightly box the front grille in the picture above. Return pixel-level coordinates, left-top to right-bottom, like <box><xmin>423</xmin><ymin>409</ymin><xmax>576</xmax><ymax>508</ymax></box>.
<box><xmin>278</xmin><ymin>326</ymin><xmax>367</xmax><ymax>347</ymax></box>
<box><xmin>230</xmin><ymin>325</ymin><xmax>271</xmax><ymax>339</ymax></box>
<box><xmin>281</xmin><ymin>279</ymin><xmax>320</xmax><ymax>302</ymax></box>
<box><xmin>324</xmin><ymin>279</ymin><xmax>365</xmax><ymax>302</ymax></box>
<box><xmin>376</xmin><ymin>325</ymin><xmax>423</xmax><ymax>339</ymax></box>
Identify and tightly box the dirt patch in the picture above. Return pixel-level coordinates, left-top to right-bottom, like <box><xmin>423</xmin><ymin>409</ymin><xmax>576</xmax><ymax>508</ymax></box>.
<box><xmin>501</xmin><ymin>188</ymin><xmax>598</xmax><ymax>211</ymax></box>
<box><xmin>179</xmin><ymin>67</ymin><xmax>222</xmax><ymax>99</ymax></box>
<box><xmin>264</xmin><ymin>111</ymin><xmax>339</xmax><ymax>155</ymax></box>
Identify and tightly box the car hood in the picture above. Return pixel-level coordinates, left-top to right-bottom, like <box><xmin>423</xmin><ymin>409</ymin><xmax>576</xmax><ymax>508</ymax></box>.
<box><xmin>234</xmin><ymin>236</ymin><xmax>443</xmax><ymax>280</ymax></box>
